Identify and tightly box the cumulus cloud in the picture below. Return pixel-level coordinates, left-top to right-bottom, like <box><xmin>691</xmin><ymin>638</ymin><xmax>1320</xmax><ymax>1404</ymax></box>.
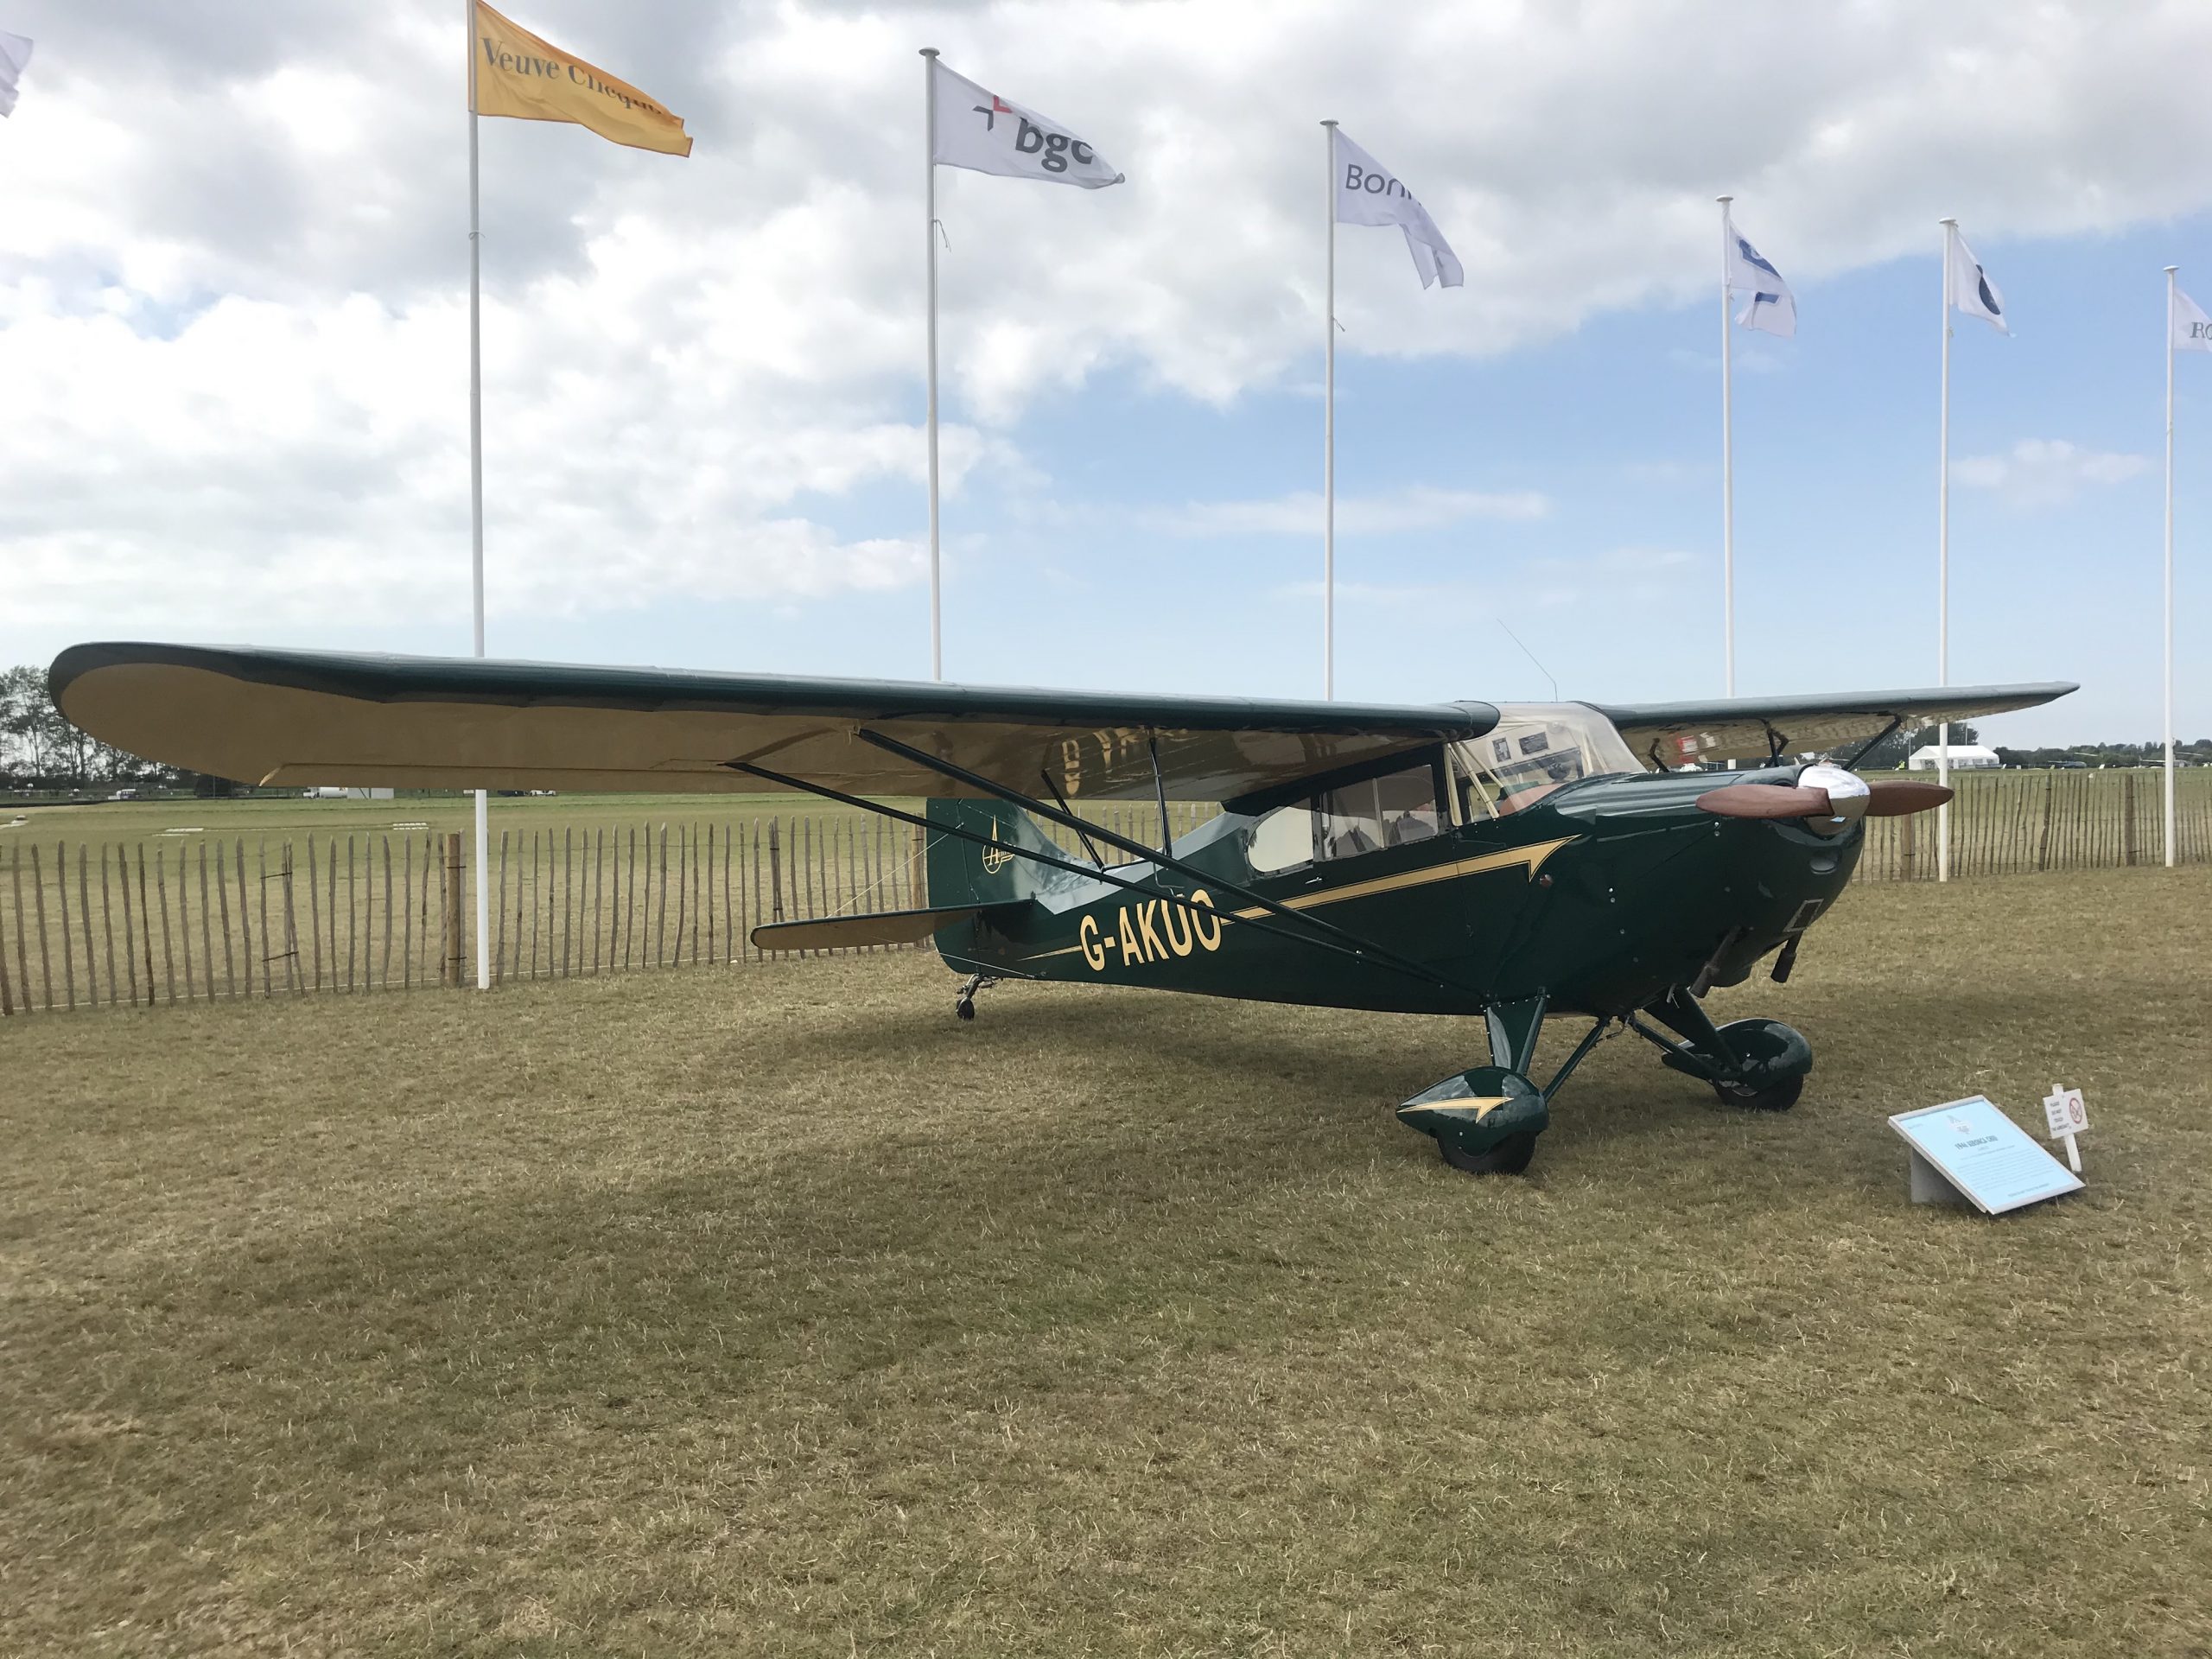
<box><xmin>3</xmin><ymin>0</ymin><xmax>2211</xmax><ymax>650</ymax></box>
<box><xmin>1950</xmin><ymin>439</ymin><xmax>2152</xmax><ymax>506</ymax></box>
<box><xmin>1281</xmin><ymin>545</ymin><xmax>1696</xmax><ymax>610</ymax></box>
<box><xmin>1156</xmin><ymin>486</ymin><xmax>1549</xmax><ymax>537</ymax></box>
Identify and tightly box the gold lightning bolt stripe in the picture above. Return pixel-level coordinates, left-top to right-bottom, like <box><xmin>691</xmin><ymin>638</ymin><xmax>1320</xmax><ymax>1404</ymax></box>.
<box><xmin>1225</xmin><ymin>836</ymin><xmax>1575</xmax><ymax>921</ymax></box>
<box><xmin>1015</xmin><ymin>836</ymin><xmax>1575</xmax><ymax>963</ymax></box>
<box><xmin>1398</xmin><ymin>1095</ymin><xmax>1515</xmax><ymax>1121</ymax></box>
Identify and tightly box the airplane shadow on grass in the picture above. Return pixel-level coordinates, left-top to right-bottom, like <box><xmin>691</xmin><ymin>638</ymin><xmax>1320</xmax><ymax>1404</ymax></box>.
<box><xmin>35</xmin><ymin>965</ymin><xmax>2126</xmax><ymax>1540</ymax></box>
<box><xmin>698</xmin><ymin>975</ymin><xmax>1839</xmax><ymax>1173</ymax></box>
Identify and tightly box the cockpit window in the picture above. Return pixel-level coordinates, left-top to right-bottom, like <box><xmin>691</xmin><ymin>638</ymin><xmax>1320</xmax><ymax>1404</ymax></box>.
<box><xmin>1246</xmin><ymin>755</ymin><xmax>1443</xmax><ymax>873</ymax></box>
<box><xmin>1449</xmin><ymin>703</ymin><xmax>1642</xmax><ymax>819</ymax></box>
<box><xmin>1318</xmin><ymin>766</ymin><xmax>1442</xmax><ymax>858</ymax></box>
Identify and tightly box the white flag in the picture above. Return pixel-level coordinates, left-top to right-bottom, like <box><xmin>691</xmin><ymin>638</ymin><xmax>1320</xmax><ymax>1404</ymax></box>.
<box><xmin>0</xmin><ymin>30</ymin><xmax>31</xmax><ymax>118</ymax></box>
<box><xmin>1948</xmin><ymin>229</ymin><xmax>2007</xmax><ymax>334</ymax></box>
<box><xmin>1723</xmin><ymin>218</ymin><xmax>1796</xmax><ymax>338</ymax></box>
<box><xmin>928</xmin><ymin>59</ymin><xmax>1122</xmax><ymax>189</ymax></box>
<box><xmin>1332</xmin><ymin>129</ymin><xmax>1463</xmax><ymax>290</ymax></box>
<box><xmin>2174</xmin><ymin>283</ymin><xmax>2212</xmax><ymax>353</ymax></box>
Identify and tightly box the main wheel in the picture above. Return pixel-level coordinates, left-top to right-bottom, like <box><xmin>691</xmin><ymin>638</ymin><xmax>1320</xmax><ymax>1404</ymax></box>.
<box><xmin>1438</xmin><ymin>1130</ymin><xmax>1538</xmax><ymax>1176</ymax></box>
<box><xmin>954</xmin><ymin>997</ymin><xmax>976</xmax><ymax>1022</ymax></box>
<box><xmin>1711</xmin><ymin>1072</ymin><xmax>1803</xmax><ymax>1112</ymax></box>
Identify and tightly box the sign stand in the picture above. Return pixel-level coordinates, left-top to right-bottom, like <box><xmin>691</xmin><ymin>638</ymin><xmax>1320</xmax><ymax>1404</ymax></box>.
<box><xmin>2042</xmin><ymin>1084</ymin><xmax>2089</xmax><ymax>1174</ymax></box>
<box><xmin>1905</xmin><ymin>1145</ymin><xmax>1974</xmax><ymax>1208</ymax></box>
<box><xmin>1890</xmin><ymin>1096</ymin><xmax>2083</xmax><ymax>1216</ymax></box>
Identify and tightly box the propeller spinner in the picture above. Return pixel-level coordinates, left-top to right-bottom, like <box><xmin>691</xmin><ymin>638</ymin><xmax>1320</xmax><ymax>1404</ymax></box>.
<box><xmin>1696</xmin><ymin>762</ymin><xmax>1951</xmax><ymax>834</ymax></box>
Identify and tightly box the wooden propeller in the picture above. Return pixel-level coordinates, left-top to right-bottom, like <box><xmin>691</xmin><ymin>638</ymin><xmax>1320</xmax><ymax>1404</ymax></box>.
<box><xmin>1695</xmin><ymin>783</ymin><xmax>1830</xmax><ymax>819</ymax></box>
<box><xmin>1861</xmin><ymin>778</ymin><xmax>1953</xmax><ymax>817</ymax></box>
<box><xmin>1697</xmin><ymin>777</ymin><xmax>1954</xmax><ymax>820</ymax></box>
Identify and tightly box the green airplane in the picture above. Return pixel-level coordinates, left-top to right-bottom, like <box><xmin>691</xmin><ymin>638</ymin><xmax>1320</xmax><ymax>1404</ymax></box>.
<box><xmin>50</xmin><ymin>643</ymin><xmax>2072</xmax><ymax>1176</ymax></box>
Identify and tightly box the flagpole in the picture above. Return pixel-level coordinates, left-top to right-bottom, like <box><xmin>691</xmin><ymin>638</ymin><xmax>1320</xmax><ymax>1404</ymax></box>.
<box><xmin>1321</xmin><ymin>118</ymin><xmax>1338</xmax><ymax>701</ymax></box>
<box><xmin>2164</xmin><ymin>264</ymin><xmax>2178</xmax><ymax>868</ymax></box>
<box><xmin>1937</xmin><ymin>218</ymin><xmax>1955</xmax><ymax>883</ymax></box>
<box><xmin>1718</xmin><ymin>195</ymin><xmax>1735</xmax><ymax>701</ymax></box>
<box><xmin>922</xmin><ymin>48</ymin><xmax>944</xmax><ymax>682</ymax></box>
<box><xmin>467</xmin><ymin>0</ymin><xmax>490</xmax><ymax>988</ymax></box>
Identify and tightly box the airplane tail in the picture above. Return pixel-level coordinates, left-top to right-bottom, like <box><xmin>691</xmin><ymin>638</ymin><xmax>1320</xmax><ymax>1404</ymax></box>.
<box><xmin>925</xmin><ymin>798</ymin><xmax>1059</xmax><ymax>909</ymax></box>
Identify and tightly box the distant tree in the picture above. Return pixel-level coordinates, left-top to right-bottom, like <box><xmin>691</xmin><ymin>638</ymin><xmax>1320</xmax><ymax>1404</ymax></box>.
<box><xmin>1851</xmin><ymin>726</ymin><xmax>1916</xmax><ymax>771</ymax></box>
<box><xmin>1846</xmin><ymin>722</ymin><xmax>1977</xmax><ymax>771</ymax></box>
<box><xmin>2</xmin><ymin>664</ymin><xmax>56</xmax><ymax>780</ymax></box>
<box><xmin>0</xmin><ymin>664</ymin><xmax>176</xmax><ymax>791</ymax></box>
<box><xmin>1910</xmin><ymin>721</ymin><xmax>1979</xmax><ymax>751</ymax></box>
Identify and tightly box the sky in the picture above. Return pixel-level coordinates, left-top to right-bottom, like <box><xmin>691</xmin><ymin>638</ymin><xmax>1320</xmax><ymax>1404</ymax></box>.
<box><xmin>3</xmin><ymin>0</ymin><xmax>2209</xmax><ymax>748</ymax></box>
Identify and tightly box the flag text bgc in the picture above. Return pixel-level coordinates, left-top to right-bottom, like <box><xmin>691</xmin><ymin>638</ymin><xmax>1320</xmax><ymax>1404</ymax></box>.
<box><xmin>1012</xmin><ymin>117</ymin><xmax>1096</xmax><ymax>173</ymax></box>
<box><xmin>480</xmin><ymin>35</ymin><xmax>678</xmax><ymax>122</ymax></box>
<box><xmin>1078</xmin><ymin>893</ymin><xmax>1224</xmax><ymax>972</ymax></box>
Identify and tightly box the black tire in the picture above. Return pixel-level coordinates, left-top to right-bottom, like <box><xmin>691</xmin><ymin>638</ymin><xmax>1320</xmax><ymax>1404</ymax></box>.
<box><xmin>1712</xmin><ymin>1072</ymin><xmax>1803</xmax><ymax>1112</ymax></box>
<box><xmin>1438</xmin><ymin>1130</ymin><xmax>1538</xmax><ymax>1176</ymax></box>
<box><xmin>954</xmin><ymin>999</ymin><xmax>976</xmax><ymax>1022</ymax></box>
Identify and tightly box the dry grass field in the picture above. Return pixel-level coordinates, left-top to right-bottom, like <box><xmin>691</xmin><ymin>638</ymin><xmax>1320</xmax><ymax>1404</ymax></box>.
<box><xmin>3</xmin><ymin>868</ymin><xmax>2209</xmax><ymax>1656</ymax></box>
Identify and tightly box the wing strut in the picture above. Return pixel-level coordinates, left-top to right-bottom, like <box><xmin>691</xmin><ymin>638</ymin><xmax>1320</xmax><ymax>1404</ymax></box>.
<box><xmin>1843</xmin><ymin>716</ymin><xmax>1902</xmax><ymax>770</ymax></box>
<box><xmin>1039</xmin><ymin>767</ymin><xmax>1108</xmax><ymax>868</ymax></box>
<box><xmin>725</xmin><ymin>758</ymin><xmax>1464</xmax><ymax>994</ymax></box>
<box><xmin>852</xmin><ymin>727</ymin><xmax>1477</xmax><ymax>997</ymax></box>
<box><xmin>1148</xmin><ymin>737</ymin><xmax>1173</xmax><ymax>854</ymax></box>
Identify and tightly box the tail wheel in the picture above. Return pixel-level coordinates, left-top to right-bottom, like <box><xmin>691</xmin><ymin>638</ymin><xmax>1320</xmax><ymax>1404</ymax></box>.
<box><xmin>1712</xmin><ymin>1072</ymin><xmax>1803</xmax><ymax>1112</ymax></box>
<box><xmin>1438</xmin><ymin>1130</ymin><xmax>1538</xmax><ymax>1176</ymax></box>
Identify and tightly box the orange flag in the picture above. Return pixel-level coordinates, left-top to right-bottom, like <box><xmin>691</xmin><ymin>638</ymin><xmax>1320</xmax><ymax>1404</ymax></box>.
<box><xmin>470</xmin><ymin>2</ymin><xmax>691</xmax><ymax>157</ymax></box>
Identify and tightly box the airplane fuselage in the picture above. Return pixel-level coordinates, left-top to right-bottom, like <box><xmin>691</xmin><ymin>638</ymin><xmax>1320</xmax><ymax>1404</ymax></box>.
<box><xmin>934</xmin><ymin>762</ymin><xmax>1860</xmax><ymax>1020</ymax></box>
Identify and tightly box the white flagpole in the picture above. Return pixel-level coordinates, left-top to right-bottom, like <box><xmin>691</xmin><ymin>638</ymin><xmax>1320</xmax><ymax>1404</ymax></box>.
<box><xmin>922</xmin><ymin>48</ymin><xmax>944</xmax><ymax>682</ymax></box>
<box><xmin>1321</xmin><ymin>119</ymin><xmax>1338</xmax><ymax>701</ymax></box>
<box><xmin>467</xmin><ymin>0</ymin><xmax>491</xmax><ymax>988</ymax></box>
<box><xmin>1937</xmin><ymin>218</ymin><xmax>1955</xmax><ymax>883</ymax></box>
<box><xmin>1718</xmin><ymin>195</ymin><xmax>1736</xmax><ymax>700</ymax></box>
<box><xmin>2164</xmin><ymin>264</ymin><xmax>2178</xmax><ymax>868</ymax></box>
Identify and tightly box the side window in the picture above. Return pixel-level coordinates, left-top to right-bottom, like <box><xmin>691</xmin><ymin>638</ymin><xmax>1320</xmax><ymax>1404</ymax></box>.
<box><xmin>1248</xmin><ymin>757</ymin><xmax>1444</xmax><ymax>874</ymax></box>
<box><xmin>1317</xmin><ymin>761</ymin><xmax>1440</xmax><ymax>860</ymax></box>
<box><xmin>1247</xmin><ymin>803</ymin><xmax>1318</xmax><ymax>873</ymax></box>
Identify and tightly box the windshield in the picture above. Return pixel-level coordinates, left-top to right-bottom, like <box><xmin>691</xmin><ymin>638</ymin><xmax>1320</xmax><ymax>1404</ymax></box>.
<box><xmin>1450</xmin><ymin>702</ymin><xmax>1642</xmax><ymax>819</ymax></box>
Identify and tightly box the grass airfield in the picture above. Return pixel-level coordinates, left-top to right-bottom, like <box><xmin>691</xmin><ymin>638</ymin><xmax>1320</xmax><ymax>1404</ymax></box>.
<box><xmin>3</xmin><ymin>868</ymin><xmax>2209</xmax><ymax>1656</ymax></box>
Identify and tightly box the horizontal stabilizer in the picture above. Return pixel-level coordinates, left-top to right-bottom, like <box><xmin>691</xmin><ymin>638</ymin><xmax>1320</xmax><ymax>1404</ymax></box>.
<box><xmin>751</xmin><ymin>902</ymin><xmax>1024</xmax><ymax>954</ymax></box>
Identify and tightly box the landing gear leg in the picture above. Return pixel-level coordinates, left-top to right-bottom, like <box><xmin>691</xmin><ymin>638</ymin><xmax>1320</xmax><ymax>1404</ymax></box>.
<box><xmin>1398</xmin><ymin>995</ymin><xmax>1599</xmax><ymax>1179</ymax></box>
<box><xmin>953</xmin><ymin>972</ymin><xmax>998</xmax><ymax>1022</ymax></box>
<box><xmin>1629</xmin><ymin>986</ymin><xmax>1811</xmax><ymax>1111</ymax></box>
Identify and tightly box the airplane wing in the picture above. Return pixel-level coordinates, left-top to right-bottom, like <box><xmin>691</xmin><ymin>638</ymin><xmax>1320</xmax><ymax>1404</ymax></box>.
<box><xmin>1593</xmin><ymin>683</ymin><xmax>2078</xmax><ymax>770</ymax></box>
<box><xmin>48</xmin><ymin>642</ymin><xmax>1498</xmax><ymax>804</ymax></box>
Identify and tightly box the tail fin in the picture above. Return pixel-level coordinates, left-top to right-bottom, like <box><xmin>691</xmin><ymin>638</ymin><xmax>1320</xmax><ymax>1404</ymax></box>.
<box><xmin>925</xmin><ymin>799</ymin><xmax>1059</xmax><ymax>909</ymax></box>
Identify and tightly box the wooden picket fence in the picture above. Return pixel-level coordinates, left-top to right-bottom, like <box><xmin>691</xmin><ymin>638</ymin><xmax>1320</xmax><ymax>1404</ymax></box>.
<box><xmin>0</xmin><ymin>780</ymin><xmax>2202</xmax><ymax>1017</ymax></box>
<box><xmin>0</xmin><ymin>802</ymin><xmax>1220</xmax><ymax>1017</ymax></box>
<box><xmin>1852</xmin><ymin>766</ymin><xmax>2211</xmax><ymax>881</ymax></box>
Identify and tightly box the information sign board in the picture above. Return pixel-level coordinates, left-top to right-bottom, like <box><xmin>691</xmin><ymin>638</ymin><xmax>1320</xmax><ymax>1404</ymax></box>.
<box><xmin>1889</xmin><ymin>1096</ymin><xmax>2084</xmax><ymax>1215</ymax></box>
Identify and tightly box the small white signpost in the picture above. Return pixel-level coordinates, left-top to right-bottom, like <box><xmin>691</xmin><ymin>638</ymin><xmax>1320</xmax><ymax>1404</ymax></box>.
<box><xmin>1890</xmin><ymin>1096</ymin><xmax>2084</xmax><ymax>1215</ymax></box>
<box><xmin>2041</xmin><ymin>1084</ymin><xmax>2089</xmax><ymax>1173</ymax></box>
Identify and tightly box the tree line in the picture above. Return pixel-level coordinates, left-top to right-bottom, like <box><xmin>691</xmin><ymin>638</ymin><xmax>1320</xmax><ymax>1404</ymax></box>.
<box><xmin>1840</xmin><ymin>724</ymin><xmax>2208</xmax><ymax>771</ymax></box>
<box><xmin>0</xmin><ymin>664</ymin><xmax>176</xmax><ymax>791</ymax></box>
